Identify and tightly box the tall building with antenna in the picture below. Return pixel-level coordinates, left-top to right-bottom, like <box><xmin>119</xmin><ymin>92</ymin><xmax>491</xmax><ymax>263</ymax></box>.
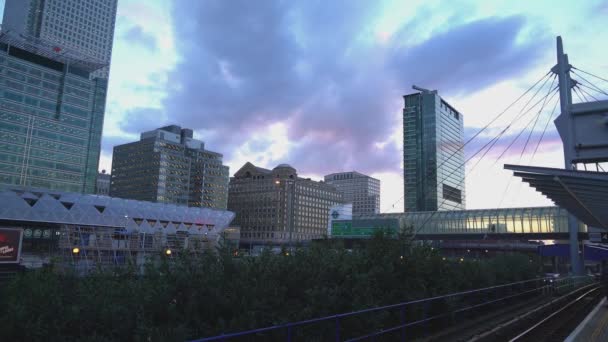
<box><xmin>403</xmin><ymin>85</ymin><xmax>466</xmax><ymax>211</ymax></box>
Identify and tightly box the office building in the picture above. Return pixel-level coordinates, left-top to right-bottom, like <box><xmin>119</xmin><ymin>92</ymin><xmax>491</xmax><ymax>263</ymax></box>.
<box><xmin>324</xmin><ymin>171</ymin><xmax>380</xmax><ymax>216</ymax></box>
<box><xmin>2</xmin><ymin>0</ymin><xmax>118</xmax><ymax>77</ymax></box>
<box><xmin>96</xmin><ymin>169</ymin><xmax>110</xmax><ymax>195</ymax></box>
<box><xmin>228</xmin><ymin>162</ymin><xmax>343</xmax><ymax>246</ymax></box>
<box><xmin>110</xmin><ymin>125</ymin><xmax>230</xmax><ymax>210</ymax></box>
<box><xmin>0</xmin><ymin>31</ymin><xmax>108</xmax><ymax>193</ymax></box>
<box><xmin>403</xmin><ymin>86</ymin><xmax>465</xmax><ymax>212</ymax></box>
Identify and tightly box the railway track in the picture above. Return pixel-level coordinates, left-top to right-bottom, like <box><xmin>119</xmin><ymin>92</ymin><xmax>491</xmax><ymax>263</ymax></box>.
<box><xmin>464</xmin><ymin>283</ymin><xmax>602</xmax><ymax>342</ymax></box>
<box><xmin>508</xmin><ymin>285</ymin><xmax>601</xmax><ymax>341</ymax></box>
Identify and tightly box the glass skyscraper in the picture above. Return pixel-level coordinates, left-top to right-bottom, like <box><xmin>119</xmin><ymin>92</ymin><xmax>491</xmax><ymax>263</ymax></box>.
<box><xmin>0</xmin><ymin>32</ymin><xmax>107</xmax><ymax>193</ymax></box>
<box><xmin>2</xmin><ymin>0</ymin><xmax>118</xmax><ymax>77</ymax></box>
<box><xmin>0</xmin><ymin>0</ymin><xmax>117</xmax><ymax>193</ymax></box>
<box><xmin>110</xmin><ymin>126</ymin><xmax>230</xmax><ymax>210</ymax></box>
<box><xmin>403</xmin><ymin>86</ymin><xmax>466</xmax><ymax>212</ymax></box>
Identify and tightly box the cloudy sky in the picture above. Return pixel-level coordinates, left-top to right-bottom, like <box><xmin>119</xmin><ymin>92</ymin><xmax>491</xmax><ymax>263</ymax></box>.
<box><xmin>2</xmin><ymin>0</ymin><xmax>607</xmax><ymax>212</ymax></box>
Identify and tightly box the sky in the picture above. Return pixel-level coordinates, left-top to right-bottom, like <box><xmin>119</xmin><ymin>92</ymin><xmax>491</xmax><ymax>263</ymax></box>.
<box><xmin>2</xmin><ymin>0</ymin><xmax>608</xmax><ymax>212</ymax></box>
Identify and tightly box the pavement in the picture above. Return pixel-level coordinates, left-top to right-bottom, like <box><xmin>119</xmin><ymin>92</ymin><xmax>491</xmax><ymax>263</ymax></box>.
<box><xmin>567</xmin><ymin>297</ymin><xmax>608</xmax><ymax>342</ymax></box>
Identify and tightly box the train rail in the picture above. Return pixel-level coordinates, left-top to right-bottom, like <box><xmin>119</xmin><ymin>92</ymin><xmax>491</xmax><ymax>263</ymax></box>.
<box><xmin>508</xmin><ymin>285</ymin><xmax>601</xmax><ymax>341</ymax></box>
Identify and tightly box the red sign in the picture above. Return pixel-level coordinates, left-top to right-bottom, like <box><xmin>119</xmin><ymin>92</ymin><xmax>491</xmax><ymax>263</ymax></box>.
<box><xmin>0</xmin><ymin>228</ymin><xmax>23</xmax><ymax>264</ymax></box>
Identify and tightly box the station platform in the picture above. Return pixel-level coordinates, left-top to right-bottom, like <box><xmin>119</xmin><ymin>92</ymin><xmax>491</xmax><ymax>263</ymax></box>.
<box><xmin>567</xmin><ymin>297</ymin><xmax>608</xmax><ymax>341</ymax></box>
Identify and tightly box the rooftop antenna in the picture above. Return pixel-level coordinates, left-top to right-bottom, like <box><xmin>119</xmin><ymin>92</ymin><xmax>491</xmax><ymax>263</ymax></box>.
<box><xmin>412</xmin><ymin>85</ymin><xmax>436</xmax><ymax>93</ymax></box>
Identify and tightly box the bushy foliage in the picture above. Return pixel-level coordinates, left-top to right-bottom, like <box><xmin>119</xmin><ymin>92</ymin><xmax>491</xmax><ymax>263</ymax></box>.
<box><xmin>0</xmin><ymin>234</ymin><xmax>538</xmax><ymax>341</ymax></box>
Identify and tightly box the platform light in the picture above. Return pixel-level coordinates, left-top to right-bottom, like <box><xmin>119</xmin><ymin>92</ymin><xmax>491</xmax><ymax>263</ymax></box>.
<box><xmin>72</xmin><ymin>247</ymin><xmax>80</xmax><ymax>254</ymax></box>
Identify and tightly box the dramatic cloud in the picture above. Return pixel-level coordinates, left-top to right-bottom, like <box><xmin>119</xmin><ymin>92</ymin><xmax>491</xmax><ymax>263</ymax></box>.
<box><xmin>119</xmin><ymin>107</ymin><xmax>167</xmax><ymax>134</ymax></box>
<box><xmin>122</xmin><ymin>25</ymin><xmax>158</xmax><ymax>50</ymax></box>
<box><xmin>118</xmin><ymin>0</ymin><xmax>548</xmax><ymax>176</ymax></box>
<box><xmin>389</xmin><ymin>16</ymin><xmax>548</xmax><ymax>96</ymax></box>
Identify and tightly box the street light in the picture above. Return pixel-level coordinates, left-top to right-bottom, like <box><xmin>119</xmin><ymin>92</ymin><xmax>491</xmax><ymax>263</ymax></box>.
<box><xmin>165</xmin><ymin>249</ymin><xmax>172</xmax><ymax>256</ymax></box>
<box><xmin>72</xmin><ymin>247</ymin><xmax>80</xmax><ymax>254</ymax></box>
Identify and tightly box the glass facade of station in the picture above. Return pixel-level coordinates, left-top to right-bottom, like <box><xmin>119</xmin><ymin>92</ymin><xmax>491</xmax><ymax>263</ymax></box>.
<box><xmin>330</xmin><ymin>206</ymin><xmax>586</xmax><ymax>237</ymax></box>
<box><xmin>0</xmin><ymin>42</ymin><xmax>107</xmax><ymax>193</ymax></box>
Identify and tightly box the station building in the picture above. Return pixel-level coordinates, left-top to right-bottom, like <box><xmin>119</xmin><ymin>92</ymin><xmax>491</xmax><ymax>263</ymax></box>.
<box><xmin>0</xmin><ymin>186</ymin><xmax>235</xmax><ymax>272</ymax></box>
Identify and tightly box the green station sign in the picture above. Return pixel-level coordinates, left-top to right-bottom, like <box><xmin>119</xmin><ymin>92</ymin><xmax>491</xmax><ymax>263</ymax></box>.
<box><xmin>331</xmin><ymin>220</ymin><xmax>398</xmax><ymax>237</ymax></box>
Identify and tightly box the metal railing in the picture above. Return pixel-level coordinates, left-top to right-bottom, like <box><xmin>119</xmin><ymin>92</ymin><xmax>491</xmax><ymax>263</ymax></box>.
<box><xmin>191</xmin><ymin>275</ymin><xmax>595</xmax><ymax>342</ymax></box>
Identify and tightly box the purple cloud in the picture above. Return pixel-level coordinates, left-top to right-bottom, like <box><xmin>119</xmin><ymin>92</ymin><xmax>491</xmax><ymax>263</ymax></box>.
<box><xmin>122</xmin><ymin>25</ymin><xmax>158</xmax><ymax>50</ymax></box>
<box><xmin>116</xmin><ymin>1</ymin><xmax>549</xmax><ymax>176</ymax></box>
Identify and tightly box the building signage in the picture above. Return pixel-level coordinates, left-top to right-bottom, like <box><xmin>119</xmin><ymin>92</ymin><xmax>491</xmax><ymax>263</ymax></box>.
<box><xmin>0</xmin><ymin>228</ymin><xmax>23</xmax><ymax>264</ymax></box>
<box><xmin>331</xmin><ymin>219</ymin><xmax>399</xmax><ymax>237</ymax></box>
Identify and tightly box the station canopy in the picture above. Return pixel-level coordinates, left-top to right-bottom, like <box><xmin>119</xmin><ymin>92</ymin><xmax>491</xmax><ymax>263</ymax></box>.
<box><xmin>505</xmin><ymin>164</ymin><xmax>608</xmax><ymax>229</ymax></box>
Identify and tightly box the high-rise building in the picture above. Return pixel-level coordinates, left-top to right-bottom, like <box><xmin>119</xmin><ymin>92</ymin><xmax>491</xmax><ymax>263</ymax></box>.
<box><xmin>96</xmin><ymin>169</ymin><xmax>110</xmax><ymax>195</ymax></box>
<box><xmin>0</xmin><ymin>0</ymin><xmax>117</xmax><ymax>193</ymax></box>
<box><xmin>0</xmin><ymin>31</ymin><xmax>108</xmax><ymax>193</ymax></box>
<box><xmin>228</xmin><ymin>162</ymin><xmax>343</xmax><ymax>246</ymax></box>
<box><xmin>403</xmin><ymin>86</ymin><xmax>465</xmax><ymax>212</ymax></box>
<box><xmin>110</xmin><ymin>125</ymin><xmax>230</xmax><ymax>210</ymax></box>
<box><xmin>324</xmin><ymin>171</ymin><xmax>380</xmax><ymax>216</ymax></box>
<box><xmin>2</xmin><ymin>0</ymin><xmax>118</xmax><ymax>77</ymax></box>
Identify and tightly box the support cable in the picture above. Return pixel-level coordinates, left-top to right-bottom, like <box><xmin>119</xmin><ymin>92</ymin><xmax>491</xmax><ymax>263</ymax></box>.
<box><xmin>574</xmin><ymin>86</ymin><xmax>590</xmax><ymax>102</ymax></box>
<box><xmin>572</xmin><ymin>87</ymin><xmax>586</xmax><ymax>103</ymax></box>
<box><xmin>577</xmin><ymin>85</ymin><xmax>601</xmax><ymax>101</ymax></box>
<box><xmin>470</xmin><ymin>76</ymin><xmax>556</xmax><ymax>173</ymax></box>
<box><xmin>520</xmin><ymin>77</ymin><xmax>558</xmax><ymax>159</ymax></box>
<box><xmin>382</xmin><ymin>71</ymin><xmax>553</xmax><ymax>212</ymax></box>
<box><xmin>495</xmin><ymin>89</ymin><xmax>557</xmax><ymax>208</ymax></box>
<box><xmin>531</xmin><ymin>98</ymin><xmax>560</xmax><ymax>163</ymax></box>
<box><xmin>571</xmin><ymin>70</ymin><xmax>608</xmax><ymax>96</ymax></box>
<box><xmin>572</xmin><ymin>67</ymin><xmax>608</xmax><ymax>84</ymax></box>
<box><xmin>497</xmin><ymin>94</ymin><xmax>560</xmax><ymax>208</ymax></box>
<box><xmin>487</xmin><ymin>78</ymin><xmax>558</xmax><ymax>169</ymax></box>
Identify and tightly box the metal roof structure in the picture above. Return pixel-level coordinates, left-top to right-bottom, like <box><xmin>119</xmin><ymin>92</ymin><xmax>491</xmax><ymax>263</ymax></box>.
<box><xmin>0</xmin><ymin>186</ymin><xmax>235</xmax><ymax>235</ymax></box>
<box><xmin>504</xmin><ymin>164</ymin><xmax>608</xmax><ymax>229</ymax></box>
<box><xmin>0</xmin><ymin>30</ymin><xmax>107</xmax><ymax>73</ymax></box>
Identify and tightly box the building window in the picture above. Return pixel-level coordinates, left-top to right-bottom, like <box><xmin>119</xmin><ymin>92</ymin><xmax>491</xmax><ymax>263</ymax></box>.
<box><xmin>442</xmin><ymin>184</ymin><xmax>462</xmax><ymax>204</ymax></box>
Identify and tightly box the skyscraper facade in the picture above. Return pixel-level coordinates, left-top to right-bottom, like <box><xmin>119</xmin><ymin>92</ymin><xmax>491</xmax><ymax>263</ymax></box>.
<box><xmin>403</xmin><ymin>86</ymin><xmax>465</xmax><ymax>212</ymax></box>
<box><xmin>110</xmin><ymin>125</ymin><xmax>230</xmax><ymax>210</ymax></box>
<box><xmin>2</xmin><ymin>0</ymin><xmax>118</xmax><ymax>77</ymax></box>
<box><xmin>324</xmin><ymin>171</ymin><xmax>380</xmax><ymax>216</ymax></box>
<box><xmin>229</xmin><ymin>163</ymin><xmax>343</xmax><ymax>246</ymax></box>
<box><xmin>0</xmin><ymin>32</ymin><xmax>108</xmax><ymax>193</ymax></box>
<box><xmin>0</xmin><ymin>0</ymin><xmax>117</xmax><ymax>193</ymax></box>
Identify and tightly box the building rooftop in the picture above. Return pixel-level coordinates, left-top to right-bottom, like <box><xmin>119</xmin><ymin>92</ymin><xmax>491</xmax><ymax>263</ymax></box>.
<box><xmin>0</xmin><ymin>30</ymin><xmax>107</xmax><ymax>73</ymax></box>
<box><xmin>0</xmin><ymin>186</ymin><xmax>235</xmax><ymax>234</ymax></box>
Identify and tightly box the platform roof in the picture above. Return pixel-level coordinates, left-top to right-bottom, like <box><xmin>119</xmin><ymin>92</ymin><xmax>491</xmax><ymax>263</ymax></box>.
<box><xmin>504</xmin><ymin>164</ymin><xmax>608</xmax><ymax>229</ymax></box>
